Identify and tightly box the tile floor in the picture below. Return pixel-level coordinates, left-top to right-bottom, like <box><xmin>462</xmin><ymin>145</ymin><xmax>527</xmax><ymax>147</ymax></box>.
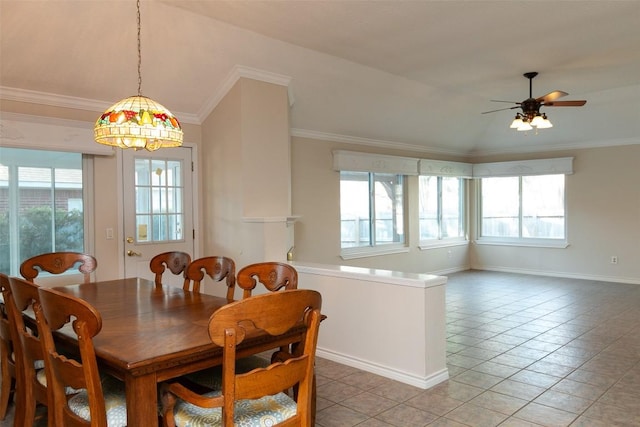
<box><xmin>314</xmin><ymin>270</ymin><xmax>640</xmax><ymax>426</ymax></box>
<box><xmin>2</xmin><ymin>270</ymin><xmax>639</xmax><ymax>426</ymax></box>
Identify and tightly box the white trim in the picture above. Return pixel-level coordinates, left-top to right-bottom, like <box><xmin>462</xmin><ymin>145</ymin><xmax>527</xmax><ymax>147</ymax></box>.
<box><xmin>0</xmin><ymin>112</ymin><xmax>115</xmax><ymax>156</ymax></box>
<box><xmin>242</xmin><ymin>216</ymin><xmax>300</xmax><ymax>227</ymax></box>
<box><xmin>197</xmin><ymin>65</ymin><xmax>292</xmax><ymax>122</ymax></box>
<box><xmin>333</xmin><ymin>150</ymin><xmax>419</xmax><ymax>175</ymax></box>
<box><xmin>1</xmin><ymin>86</ymin><xmax>107</xmax><ymax>113</ymax></box>
<box><xmin>419</xmin><ymin>159</ymin><xmax>473</xmax><ymax>178</ymax></box>
<box><xmin>290</xmin><ymin>261</ymin><xmax>446</xmax><ymax>289</ymax></box>
<box><xmin>340</xmin><ymin>244</ymin><xmax>410</xmax><ymax>260</ymax></box>
<box><xmin>473</xmin><ymin>157</ymin><xmax>574</xmax><ymax>177</ymax></box>
<box><xmin>315</xmin><ymin>347</ymin><xmax>449</xmax><ymax>389</ymax></box>
<box><xmin>471</xmin><ymin>265</ymin><xmax>640</xmax><ymax>286</ymax></box>
<box><xmin>115</xmin><ymin>148</ymin><xmax>125</xmax><ymax>279</ymax></box>
<box><xmin>83</xmin><ymin>155</ymin><xmax>96</xmax><ymax>276</ymax></box>
<box><xmin>292</xmin><ymin>128</ymin><xmax>466</xmax><ymax>157</ymax></box>
<box><xmin>469</xmin><ymin>137</ymin><xmax>640</xmax><ymax>157</ymax></box>
<box><xmin>418</xmin><ymin>239</ymin><xmax>469</xmax><ymax>250</ymax></box>
<box><xmin>190</xmin><ymin>143</ymin><xmax>201</xmax><ymax>259</ymax></box>
<box><xmin>0</xmin><ymin>86</ymin><xmax>199</xmax><ymax>125</ymax></box>
<box><xmin>474</xmin><ymin>238</ymin><xmax>569</xmax><ymax>249</ymax></box>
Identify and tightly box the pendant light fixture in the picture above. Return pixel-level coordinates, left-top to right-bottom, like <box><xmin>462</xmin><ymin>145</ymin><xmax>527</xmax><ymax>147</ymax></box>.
<box><xmin>94</xmin><ymin>0</ymin><xmax>183</xmax><ymax>151</ymax></box>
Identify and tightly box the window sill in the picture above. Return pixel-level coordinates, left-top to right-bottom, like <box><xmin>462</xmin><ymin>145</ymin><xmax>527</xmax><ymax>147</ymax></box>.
<box><xmin>340</xmin><ymin>244</ymin><xmax>409</xmax><ymax>260</ymax></box>
<box><xmin>474</xmin><ymin>238</ymin><xmax>569</xmax><ymax>249</ymax></box>
<box><xmin>419</xmin><ymin>240</ymin><xmax>469</xmax><ymax>250</ymax></box>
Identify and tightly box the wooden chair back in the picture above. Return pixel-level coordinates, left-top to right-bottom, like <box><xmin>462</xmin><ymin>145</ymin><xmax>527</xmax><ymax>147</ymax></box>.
<box><xmin>6</xmin><ymin>276</ymin><xmax>49</xmax><ymax>426</ymax></box>
<box><xmin>0</xmin><ymin>273</ymin><xmax>17</xmax><ymax>420</ymax></box>
<box><xmin>20</xmin><ymin>251</ymin><xmax>97</xmax><ymax>284</ymax></box>
<box><xmin>236</xmin><ymin>262</ymin><xmax>298</xmax><ymax>299</ymax></box>
<box><xmin>35</xmin><ymin>286</ymin><xmax>107</xmax><ymax>427</ymax></box>
<box><xmin>150</xmin><ymin>251</ymin><xmax>192</xmax><ymax>287</ymax></box>
<box><xmin>185</xmin><ymin>256</ymin><xmax>236</xmax><ymax>298</ymax></box>
<box><xmin>161</xmin><ymin>289</ymin><xmax>322</xmax><ymax>427</ymax></box>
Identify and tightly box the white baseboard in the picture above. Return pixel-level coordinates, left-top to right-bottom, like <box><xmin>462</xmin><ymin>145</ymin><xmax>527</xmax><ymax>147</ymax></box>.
<box><xmin>472</xmin><ymin>265</ymin><xmax>640</xmax><ymax>285</ymax></box>
<box><xmin>316</xmin><ymin>347</ymin><xmax>449</xmax><ymax>390</ymax></box>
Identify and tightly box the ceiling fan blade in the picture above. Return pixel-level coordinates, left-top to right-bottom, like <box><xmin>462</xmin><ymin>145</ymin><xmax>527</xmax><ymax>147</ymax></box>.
<box><xmin>536</xmin><ymin>90</ymin><xmax>568</xmax><ymax>103</ymax></box>
<box><xmin>490</xmin><ymin>100</ymin><xmax>520</xmax><ymax>104</ymax></box>
<box><xmin>481</xmin><ymin>105</ymin><xmax>519</xmax><ymax>114</ymax></box>
<box><xmin>544</xmin><ymin>100</ymin><xmax>587</xmax><ymax>107</ymax></box>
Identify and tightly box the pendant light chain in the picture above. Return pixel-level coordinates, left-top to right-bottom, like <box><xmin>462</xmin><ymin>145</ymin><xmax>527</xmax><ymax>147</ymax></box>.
<box><xmin>137</xmin><ymin>0</ymin><xmax>142</xmax><ymax>96</ymax></box>
<box><xmin>94</xmin><ymin>0</ymin><xmax>183</xmax><ymax>150</ymax></box>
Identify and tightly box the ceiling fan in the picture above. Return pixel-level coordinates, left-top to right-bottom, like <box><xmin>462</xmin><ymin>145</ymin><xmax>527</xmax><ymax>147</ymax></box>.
<box><xmin>482</xmin><ymin>72</ymin><xmax>587</xmax><ymax>131</ymax></box>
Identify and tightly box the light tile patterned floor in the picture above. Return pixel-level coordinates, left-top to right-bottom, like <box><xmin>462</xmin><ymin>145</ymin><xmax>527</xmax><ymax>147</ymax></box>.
<box><xmin>2</xmin><ymin>270</ymin><xmax>639</xmax><ymax>426</ymax></box>
<box><xmin>314</xmin><ymin>270</ymin><xmax>640</xmax><ymax>426</ymax></box>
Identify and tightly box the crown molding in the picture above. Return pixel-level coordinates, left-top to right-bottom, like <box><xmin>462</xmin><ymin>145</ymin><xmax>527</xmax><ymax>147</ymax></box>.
<box><xmin>290</xmin><ymin>128</ymin><xmax>469</xmax><ymax>157</ymax></box>
<box><xmin>470</xmin><ymin>137</ymin><xmax>640</xmax><ymax>157</ymax></box>
<box><xmin>0</xmin><ymin>86</ymin><xmax>104</xmax><ymax>112</ymax></box>
<box><xmin>0</xmin><ymin>86</ymin><xmax>200</xmax><ymax>125</ymax></box>
<box><xmin>197</xmin><ymin>65</ymin><xmax>293</xmax><ymax>122</ymax></box>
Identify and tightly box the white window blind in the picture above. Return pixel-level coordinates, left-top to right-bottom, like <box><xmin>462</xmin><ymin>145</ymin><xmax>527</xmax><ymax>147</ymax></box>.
<box><xmin>473</xmin><ymin>158</ymin><xmax>574</xmax><ymax>177</ymax></box>
<box><xmin>419</xmin><ymin>159</ymin><xmax>472</xmax><ymax>178</ymax></box>
<box><xmin>333</xmin><ymin>150</ymin><xmax>418</xmax><ymax>175</ymax></box>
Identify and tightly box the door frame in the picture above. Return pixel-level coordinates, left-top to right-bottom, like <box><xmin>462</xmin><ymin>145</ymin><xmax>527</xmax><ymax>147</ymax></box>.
<box><xmin>115</xmin><ymin>142</ymin><xmax>200</xmax><ymax>278</ymax></box>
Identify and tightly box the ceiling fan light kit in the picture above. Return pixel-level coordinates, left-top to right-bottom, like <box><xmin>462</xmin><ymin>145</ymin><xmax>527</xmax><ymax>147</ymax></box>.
<box><xmin>483</xmin><ymin>71</ymin><xmax>586</xmax><ymax>133</ymax></box>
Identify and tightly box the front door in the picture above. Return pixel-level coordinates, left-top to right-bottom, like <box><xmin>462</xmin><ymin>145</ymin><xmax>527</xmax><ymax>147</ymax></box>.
<box><xmin>122</xmin><ymin>146</ymin><xmax>194</xmax><ymax>285</ymax></box>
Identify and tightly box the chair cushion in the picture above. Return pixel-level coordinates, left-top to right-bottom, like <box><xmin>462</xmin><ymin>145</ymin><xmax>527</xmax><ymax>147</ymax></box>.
<box><xmin>173</xmin><ymin>391</ymin><xmax>297</xmax><ymax>427</ymax></box>
<box><xmin>35</xmin><ymin>368</ymin><xmax>83</xmax><ymax>395</ymax></box>
<box><xmin>184</xmin><ymin>355</ymin><xmax>270</xmax><ymax>390</ymax></box>
<box><xmin>67</xmin><ymin>375</ymin><xmax>127</xmax><ymax>427</ymax></box>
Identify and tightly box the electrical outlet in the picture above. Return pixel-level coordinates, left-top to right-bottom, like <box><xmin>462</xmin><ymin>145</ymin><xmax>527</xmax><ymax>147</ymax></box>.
<box><xmin>610</xmin><ymin>256</ymin><xmax>618</xmax><ymax>264</ymax></box>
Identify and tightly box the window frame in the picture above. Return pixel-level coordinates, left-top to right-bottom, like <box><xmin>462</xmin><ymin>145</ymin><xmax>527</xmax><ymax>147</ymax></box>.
<box><xmin>476</xmin><ymin>174</ymin><xmax>569</xmax><ymax>248</ymax></box>
<box><xmin>0</xmin><ymin>148</ymin><xmax>94</xmax><ymax>276</ymax></box>
<box><xmin>418</xmin><ymin>175</ymin><xmax>468</xmax><ymax>249</ymax></box>
<box><xmin>339</xmin><ymin>171</ymin><xmax>409</xmax><ymax>259</ymax></box>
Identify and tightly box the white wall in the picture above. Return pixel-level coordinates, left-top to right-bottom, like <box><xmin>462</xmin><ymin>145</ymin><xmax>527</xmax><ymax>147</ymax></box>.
<box><xmin>471</xmin><ymin>145</ymin><xmax>640</xmax><ymax>283</ymax></box>
<box><xmin>293</xmin><ymin>262</ymin><xmax>449</xmax><ymax>388</ymax></box>
<box><xmin>199</xmin><ymin>78</ymin><xmax>293</xmax><ymax>293</ymax></box>
<box><xmin>291</xmin><ymin>136</ymin><xmax>640</xmax><ymax>283</ymax></box>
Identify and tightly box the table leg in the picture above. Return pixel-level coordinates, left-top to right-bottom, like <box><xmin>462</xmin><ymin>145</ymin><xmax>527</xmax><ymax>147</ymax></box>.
<box><xmin>125</xmin><ymin>372</ymin><xmax>158</xmax><ymax>426</ymax></box>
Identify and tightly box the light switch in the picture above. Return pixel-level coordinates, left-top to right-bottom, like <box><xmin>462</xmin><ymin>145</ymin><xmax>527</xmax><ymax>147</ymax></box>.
<box><xmin>106</xmin><ymin>228</ymin><xmax>114</xmax><ymax>240</ymax></box>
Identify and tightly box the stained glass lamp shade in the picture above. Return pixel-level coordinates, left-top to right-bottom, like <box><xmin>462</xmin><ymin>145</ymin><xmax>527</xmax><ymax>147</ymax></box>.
<box><xmin>94</xmin><ymin>95</ymin><xmax>183</xmax><ymax>151</ymax></box>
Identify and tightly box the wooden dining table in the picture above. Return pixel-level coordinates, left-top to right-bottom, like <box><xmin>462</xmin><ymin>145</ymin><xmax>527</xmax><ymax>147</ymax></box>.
<box><xmin>51</xmin><ymin>277</ymin><xmax>307</xmax><ymax>426</ymax></box>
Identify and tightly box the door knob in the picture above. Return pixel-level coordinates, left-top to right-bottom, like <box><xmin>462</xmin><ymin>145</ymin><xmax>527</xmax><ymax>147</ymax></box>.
<box><xmin>127</xmin><ymin>250</ymin><xmax>142</xmax><ymax>257</ymax></box>
<box><xmin>126</xmin><ymin>237</ymin><xmax>134</xmax><ymax>243</ymax></box>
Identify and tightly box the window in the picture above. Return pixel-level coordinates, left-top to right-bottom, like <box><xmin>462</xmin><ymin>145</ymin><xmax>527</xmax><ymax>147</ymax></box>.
<box><xmin>134</xmin><ymin>157</ymin><xmax>184</xmax><ymax>243</ymax></box>
<box><xmin>419</xmin><ymin>176</ymin><xmax>465</xmax><ymax>243</ymax></box>
<box><xmin>340</xmin><ymin>171</ymin><xmax>406</xmax><ymax>253</ymax></box>
<box><xmin>479</xmin><ymin>174</ymin><xmax>565</xmax><ymax>243</ymax></box>
<box><xmin>0</xmin><ymin>147</ymin><xmax>89</xmax><ymax>276</ymax></box>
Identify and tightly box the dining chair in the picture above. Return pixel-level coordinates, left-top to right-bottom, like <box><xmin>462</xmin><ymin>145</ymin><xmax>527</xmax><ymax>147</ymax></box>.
<box><xmin>36</xmin><ymin>286</ymin><xmax>128</xmax><ymax>427</ymax></box>
<box><xmin>20</xmin><ymin>251</ymin><xmax>97</xmax><ymax>284</ymax></box>
<box><xmin>160</xmin><ymin>289</ymin><xmax>322</xmax><ymax>427</ymax></box>
<box><xmin>0</xmin><ymin>273</ymin><xmax>17</xmax><ymax>420</ymax></box>
<box><xmin>239</xmin><ymin>261</ymin><xmax>300</xmax><ymax>355</ymax></box>
<box><xmin>236</xmin><ymin>261</ymin><xmax>298</xmax><ymax>299</ymax></box>
<box><xmin>6</xmin><ymin>276</ymin><xmax>51</xmax><ymax>426</ymax></box>
<box><xmin>149</xmin><ymin>251</ymin><xmax>192</xmax><ymax>287</ymax></box>
<box><xmin>184</xmin><ymin>262</ymin><xmax>300</xmax><ymax>391</ymax></box>
<box><xmin>184</xmin><ymin>256</ymin><xmax>236</xmax><ymax>298</ymax></box>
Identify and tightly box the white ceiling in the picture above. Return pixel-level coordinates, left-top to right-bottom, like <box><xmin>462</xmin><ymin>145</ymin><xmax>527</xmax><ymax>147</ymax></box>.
<box><xmin>1</xmin><ymin>0</ymin><xmax>639</xmax><ymax>157</ymax></box>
